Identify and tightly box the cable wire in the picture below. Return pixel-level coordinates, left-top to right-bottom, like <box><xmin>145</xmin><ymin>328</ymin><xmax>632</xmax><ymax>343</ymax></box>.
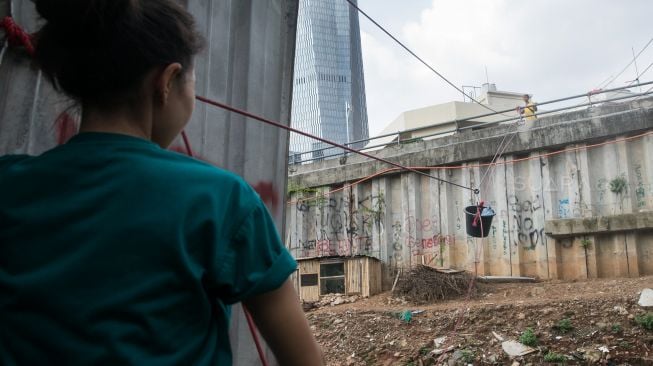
<box><xmin>627</xmin><ymin>59</ymin><xmax>653</xmax><ymax>87</ymax></box>
<box><xmin>343</xmin><ymin>0</ymin><xmax>512</xmax><ymax>118</ymax></box>
<box><xmin>597</xmin><ymin>36</ymin><xmax>653</xmax><ymax>90</ymax></box>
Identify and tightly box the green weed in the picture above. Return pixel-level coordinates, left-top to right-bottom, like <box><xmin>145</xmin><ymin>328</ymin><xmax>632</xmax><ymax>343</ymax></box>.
<box><xmin>635</xmin><ymin>313</ymin><xmax>653</xmax><ymax>330</ymax></box>
<box><xmin>519</xmin><ymin>328</ymin><xmax>538</xmax><ymax>347</ymax></box>
<box><xmin>543</xmin><ymin>351</ymin><xmax>566</xmax><ymax>363</ymax></box>
<box><xmin>557</xmin><ymin>318</ymin><xmax>573</xmax><ymax>333</ymax></box>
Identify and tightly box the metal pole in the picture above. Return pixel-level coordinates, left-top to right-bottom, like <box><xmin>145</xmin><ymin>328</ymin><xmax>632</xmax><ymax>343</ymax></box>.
<box><xmin>633</xmin><ymin>47</ymin><xmax>642</xmax><ymax>92</ymax></box>
<box><xmin>292</xmin><ymin>80</ymin><xmax>653</xmax><ymax>158</ymax></box>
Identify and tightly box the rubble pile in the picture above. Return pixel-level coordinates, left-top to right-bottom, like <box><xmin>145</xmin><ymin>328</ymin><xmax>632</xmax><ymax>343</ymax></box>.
<box><xmin>303</xmin><ymin>293</ymin><xmax>360</xmax><ymax>311</ymax></box>
<box><xmin>308</xmin><ymin>278</ymin><xmax>653</xmax><ymax>365</ymax></box>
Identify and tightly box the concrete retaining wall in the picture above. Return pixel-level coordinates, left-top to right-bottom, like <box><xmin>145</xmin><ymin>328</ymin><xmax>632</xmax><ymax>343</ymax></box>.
<box><xmin>286</xmin><ymin>98</ymin><xmax>653</xmax><ymax>286</ymax></box>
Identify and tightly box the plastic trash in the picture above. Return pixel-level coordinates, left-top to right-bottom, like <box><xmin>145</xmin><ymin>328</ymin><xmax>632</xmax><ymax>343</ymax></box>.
<box><xmin>481</xmin><ymin>206</ymin><xmax>495</xmax><ymax>217</ymax></box>
<box><xmin>391</xmin><ymin>310</ymin><xmax>413</xmax><ymax>323</ymax></box>
<box><xmin>400</xmin><ymin>310</ymin><xmax>412</xmax><ymax>323</ymax></box>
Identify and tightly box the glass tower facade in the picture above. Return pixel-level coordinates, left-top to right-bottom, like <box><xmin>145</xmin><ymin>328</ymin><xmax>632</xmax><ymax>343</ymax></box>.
<box><xmin>289</xmin><ymin>0</ymin><xmax>369</xmax><ymax>163</ymax></box>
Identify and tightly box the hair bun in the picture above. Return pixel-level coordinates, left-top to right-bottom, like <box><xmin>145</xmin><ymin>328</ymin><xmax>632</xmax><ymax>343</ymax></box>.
<box><xmin>34</xmin><ymin>0</ymin><xmax>135</xmax><ymax>30</ymax></box>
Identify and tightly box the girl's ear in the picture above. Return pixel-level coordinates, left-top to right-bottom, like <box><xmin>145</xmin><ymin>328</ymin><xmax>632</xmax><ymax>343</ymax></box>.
<box><xmin>155</xmin><ymin>63</ymin><xmax>183</xmax><ymax>104</ymax></box>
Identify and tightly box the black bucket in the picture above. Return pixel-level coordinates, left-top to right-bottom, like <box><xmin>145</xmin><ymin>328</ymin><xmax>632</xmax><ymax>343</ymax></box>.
<box><xmin>464</xmin><ymin>205</ymin><xmax>494</xmax><ymax>238</ymax></box>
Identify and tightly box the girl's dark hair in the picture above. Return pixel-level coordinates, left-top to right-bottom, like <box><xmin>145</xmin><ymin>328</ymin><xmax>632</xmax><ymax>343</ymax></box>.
<box><xmin>33</xmin><ymin>0</ymin><xmax>204</xmax><ymax>107</ymax></box>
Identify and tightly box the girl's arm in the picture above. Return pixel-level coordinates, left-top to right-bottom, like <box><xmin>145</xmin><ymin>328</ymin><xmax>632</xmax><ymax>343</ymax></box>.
<box><xmin>244</xmin><ymin>280</ymin><xmax>324</xmax><ymax>366</ymax></box>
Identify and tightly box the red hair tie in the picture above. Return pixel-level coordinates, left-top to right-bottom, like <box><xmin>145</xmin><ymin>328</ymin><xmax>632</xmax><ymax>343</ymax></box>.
<box><xmin>0</xmin><ymin>16</ymin><xmax>35</xmax><ymax>56</ymax></box>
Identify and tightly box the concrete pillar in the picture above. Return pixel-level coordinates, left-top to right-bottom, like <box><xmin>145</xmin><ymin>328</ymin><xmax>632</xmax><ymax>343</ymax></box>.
<box><xmin>540</xmin><ymin>155</ymin><xmax>558</xmax><ymax>279</ymax></box>
<box><xmin>378</xmin><ymin>177</ymin><xmax>393</xmax><ymax>266</ymax></box>
<box><xmin>438</xmin><ymin>168</ymin><xmax>461</xmax><ymax>269</ymax></box>
<box><xmin>504</xmin><ymin>156</ymin><xmax>520</xmax><ymax>276</ymax></box>
<box><xmin>371</xmin><ymin>177</ymin><xmax>386</xmax><ymax>259</ymax></box>
<box><xmin>575</xmin><ymin>146</ymin><xmax>597</xmax><ymax>278</ymax></box>
<box><xmin>636</xmin><ymin>232</ymin><xmax>653</xmax><ymax>276</ymax></box>
<box><xmin>625</xmin><ymin>233</ymin><xmax>640</xmax><ymax>277</ymax></box>
<box><xmin>401</xmin><ymin>172</ymin><xmax>420</xmax><ymax>268</ymax></box>
<box><xmin>555</xmin><ymin>237</ymin><xmax>587</xmax><ymax>280</ymax></box>
<box><xmin>472</xmin><ymin>162</ymin><xmax>492</xmax><ymax>276</ymax></box>
<box><xmin>596</xmin><ymin>234</ymin><xmax>629</xmax><ymax>278</ymax></box>
<box><xmin>584</xmin><ymin>236</ymin><xmax>599</xmax><ymax>279</ymax></box>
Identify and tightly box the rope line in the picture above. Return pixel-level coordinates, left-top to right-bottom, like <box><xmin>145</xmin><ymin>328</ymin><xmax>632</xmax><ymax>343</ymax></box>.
<box><xmin>181</xmin><ymin>130</ymin><xmax>194</xmax><ymax>157</ymax></box>
<box><xmin>477</xmin><ymin>116</ymin><xmax>522</xmax><ymax>189</ymax></box>
<box><xmin>196</xmin><ymin>95</ymin><xmax>478</xmax><ymax>193</ymax></box>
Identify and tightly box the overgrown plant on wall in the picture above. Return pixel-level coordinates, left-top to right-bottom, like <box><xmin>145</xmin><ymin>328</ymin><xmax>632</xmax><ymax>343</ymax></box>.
<box><xmin>580</xmin><ymin>237</ymin><xmax>592</xmax><ymax>249</ymax></box>
<box><xmin>287</xmin><ymin>182</ymin><xmax>327</xmax><ymax>206</ymax></box>
<box><xmin>359</xmin><ymin>192</ymin><xmax>385</xmax><ymax>224</ymax></box>
<box><xmin>609</xmin><ymin>175</ymin><xmax>628</xmax><ymax>194</ymax></box>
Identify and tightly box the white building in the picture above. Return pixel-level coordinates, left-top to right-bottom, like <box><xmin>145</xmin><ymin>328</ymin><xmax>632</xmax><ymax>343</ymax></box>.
<box><xmin>369</xmin><ymin>84</ymin><xmax>530</xmax><ymax>148</ymax></box>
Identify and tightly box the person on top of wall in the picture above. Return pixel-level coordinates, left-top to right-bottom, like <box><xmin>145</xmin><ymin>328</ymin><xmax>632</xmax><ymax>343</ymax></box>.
<box><xmin>0</xmin><ymin>1</ymin><xmax>323</xmax><ymax>365</ymax></box>
<box><xmin>520</xmin><ymin>93</ymin><xmax>538</xmax><ymax>121</ymax></box>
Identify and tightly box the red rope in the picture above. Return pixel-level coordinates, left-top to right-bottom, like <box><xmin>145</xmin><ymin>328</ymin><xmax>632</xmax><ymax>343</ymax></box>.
<box><xmin>472</xmin><ymin>200</ymin><xmax>484</xmax><ymax>227</ymax></box>
<box><xmin>195</xmin><ymin>95</ymin><xmax>477</xmax><ymax>194</ymax></box>
<box><xmin>180</xmin><ymin>130</ymin><xmax>194</xmax><ymax>157</ymax></box>
<box><xmin>244</xmin><ymin>307</ymin><xmax>269</xmax><ymax>366</ymax></box>
<box><xmin>0</xmin><ymin>17</ymin><xmax>35</xmax><ymax>56</ymax></box>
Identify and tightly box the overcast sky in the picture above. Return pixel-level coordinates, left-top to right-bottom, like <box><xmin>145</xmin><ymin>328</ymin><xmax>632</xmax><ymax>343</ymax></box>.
<box><xmin>356</xmin><ymin>0</ymin><xmax>653</xmax><ymax>136</ymax></box>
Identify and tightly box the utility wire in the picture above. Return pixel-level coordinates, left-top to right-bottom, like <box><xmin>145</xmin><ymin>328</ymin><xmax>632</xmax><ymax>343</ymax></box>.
<box><xmin>597</xmin><ymin>37</ymin><xmax>653</xmax><ymax>90</ymax></box>
<box><xmin>343</xmin><ymin>0</ymin><xmax>512</xmax><ymax>118</ymax></box>
<box><xmin>627</xmin><ymin>59</ymin><xmax>653</xmax><ymax>87</ymax></box>
<box><xmin>196</xmin><ymin>95</ymin><xmax>478</xmax><ymax>193</ymax></box>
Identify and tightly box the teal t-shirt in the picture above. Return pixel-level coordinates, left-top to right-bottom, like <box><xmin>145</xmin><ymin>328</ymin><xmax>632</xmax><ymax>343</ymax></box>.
<box><xmin>0</xmin><ymin>132</ymin><xmax>297</xmax><ymax>365</ymax></box>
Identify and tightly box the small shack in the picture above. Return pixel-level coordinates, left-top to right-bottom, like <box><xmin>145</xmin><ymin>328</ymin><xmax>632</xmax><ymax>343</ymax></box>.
<box><xmin>293</xmin><ymin>255</ymin><xmax>382</xmax><ymax>303</ymax></box>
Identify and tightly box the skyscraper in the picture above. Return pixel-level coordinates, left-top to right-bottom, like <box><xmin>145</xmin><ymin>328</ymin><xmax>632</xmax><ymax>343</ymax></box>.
<box><xmin>289</xmin><ymin>0</ymin><xmax>369</xmax><ymax>162</ymax></box>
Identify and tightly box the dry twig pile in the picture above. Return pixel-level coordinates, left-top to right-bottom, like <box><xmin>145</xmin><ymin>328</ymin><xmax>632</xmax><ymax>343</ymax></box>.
<box><xmin>393</xmin><ymin>265</ymin><xmax>475</xmax><ymax>303</ymax></box>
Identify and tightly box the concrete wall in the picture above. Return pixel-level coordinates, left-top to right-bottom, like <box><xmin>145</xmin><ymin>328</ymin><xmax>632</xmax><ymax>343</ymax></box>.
<box><xmin>0</xmin><ymin>1</ymin><xmax>298</xmax><ymax>365</ymax></box>
<box><xmin>287</xmin><ymin>97</ymin><xmax>653</xmax><ymax>286</ymax></box>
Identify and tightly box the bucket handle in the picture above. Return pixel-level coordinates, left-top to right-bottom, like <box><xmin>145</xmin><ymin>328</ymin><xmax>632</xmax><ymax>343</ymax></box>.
<box><xmin>472</xmin><ymin>201</ymin><xmax>484</xmax><ymax>227</ymax></box>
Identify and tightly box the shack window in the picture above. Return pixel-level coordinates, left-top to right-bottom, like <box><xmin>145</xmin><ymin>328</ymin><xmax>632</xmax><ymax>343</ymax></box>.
<box><xmin>319</xmin><ymin>262</ymin><xmax>345</xmax><ymax>295</ymax></box>
<box><xmin>301</xmin><ymin>273</ymin><xmax>318</xmax><ymax>287</ymax></box>
<box><xmin>320</xmin><ymin>262</ymin><xmax>344</xmax><ymax>277</ymax></box>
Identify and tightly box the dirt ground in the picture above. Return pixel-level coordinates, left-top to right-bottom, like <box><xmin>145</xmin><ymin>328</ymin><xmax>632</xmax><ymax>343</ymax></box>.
<box><xmin>306</xmin><ymin>276</ymin><xmax>653</xmax><ymax>365</ymax></box>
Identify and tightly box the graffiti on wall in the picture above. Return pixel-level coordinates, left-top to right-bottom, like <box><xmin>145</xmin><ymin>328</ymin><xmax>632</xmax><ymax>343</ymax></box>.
<box><xmin>509</xmin><ymin>194</ymin><xmax>545</xmax><ymax>251</ymax></box>
<box><xmin>295</xmin><ymin>192</ymin><xmax>386</xmax><ymax>258</ymax></box>
<box><xmin>634</xmin><ymin>164</ymin><xmax>647</xmax><ymax>209</ymax></box>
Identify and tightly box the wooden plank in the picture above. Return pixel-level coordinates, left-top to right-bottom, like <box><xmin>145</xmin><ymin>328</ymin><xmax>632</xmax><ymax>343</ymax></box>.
<box><xmin>361</xmin><ymin>257</ymin><xmax>369</xmax><ymax>296</ymax></box>
<box><xmin>301</xmin><ymin>285</ymin><xmax>319</xmax><ymax>302</ymax></box>
<box><xmin>289</xmin><ymin>269</ymin><xmax>299</xmax><ymax>295</ymax></box>
<box><xmin>369</xmin><ymin>258</ymin><xmax>382</xmax><ymax>296</ymax></box>
<box><xmin>346</xmin><ymin>258</ymin><xmax>362</xmax><ymax>295</ymax></box>
<box><xmin>299</xmin><ymin>259</ymin><xmax>319</xmax><ymax>274</ymax></box>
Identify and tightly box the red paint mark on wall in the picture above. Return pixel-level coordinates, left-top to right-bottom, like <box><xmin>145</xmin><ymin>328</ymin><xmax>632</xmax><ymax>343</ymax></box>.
<box><xmin>55</xmin><ymin>112</ymin><xmax>78</xmax><ymax>145</ymax></box>
<box><xmin>253</xmin><ymin>181</ymin><xmax>279</xmax><ymax>211</ymax></box>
